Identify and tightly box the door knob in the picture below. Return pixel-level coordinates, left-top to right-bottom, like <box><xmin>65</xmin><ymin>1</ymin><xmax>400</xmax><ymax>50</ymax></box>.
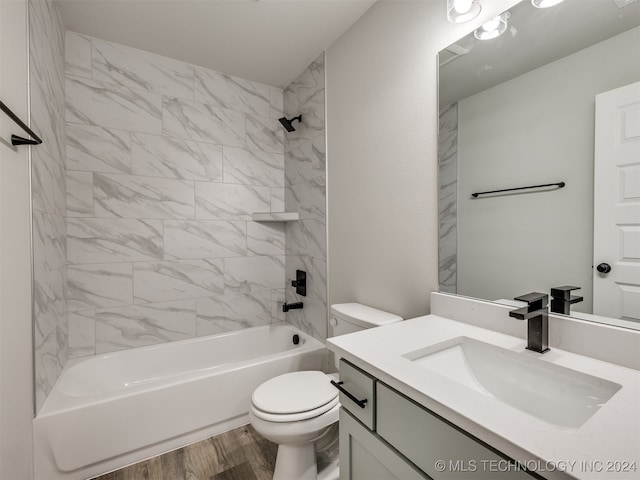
<box><xmin>596</xmin><ymin>263</ymin><xmax>612</xmax><ymax>274</ymax></box>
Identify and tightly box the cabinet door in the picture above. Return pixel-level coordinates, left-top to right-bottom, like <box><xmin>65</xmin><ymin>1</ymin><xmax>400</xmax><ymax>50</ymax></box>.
<box><xmin>340</xmin><ymin>408</ymin><xmax>429</xmax><ymax>480</ymax></box>
<box><xmin>338</xmin><ymin>360</ymin><xmax>376</xmax><ymax>430</ymax></box>
<box><xmin>377</xmin><ymin>383</ymin><xmax>536</xmax><ymax>480</ymax></box>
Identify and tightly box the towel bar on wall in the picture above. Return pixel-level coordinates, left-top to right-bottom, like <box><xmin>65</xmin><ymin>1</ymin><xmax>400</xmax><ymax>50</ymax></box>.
<box><xmin>0</xmin><ymin>100</ymin><xmax>42</xmax><ymax>146</ymax></box>
<box><xmin>471</xmin><ymin>181</ymin><xmax>565</xmax><ymax>198</ymax></box>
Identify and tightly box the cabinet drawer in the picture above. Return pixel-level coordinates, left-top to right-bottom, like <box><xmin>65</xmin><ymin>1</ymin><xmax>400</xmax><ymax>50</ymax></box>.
<box><xmin>376</xmin><ymin>383</ymin><xmax>534</xmax><ymax>479</ymax></box>
<box><xmin>340</xmin><ymin>408</ymin><xmax>428</xmax><ymax>480</ymax></box>
<box><xmin>337</xmin><ymin>359</ymin><xmax>376</xmax><ymax>429</ymax></box>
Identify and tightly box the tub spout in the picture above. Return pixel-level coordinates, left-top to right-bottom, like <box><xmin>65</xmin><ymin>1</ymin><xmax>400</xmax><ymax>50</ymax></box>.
<box><xmin>282</xmin><ymin>302</ymin><xmax>303</xmax><ymax>313</ymax></box>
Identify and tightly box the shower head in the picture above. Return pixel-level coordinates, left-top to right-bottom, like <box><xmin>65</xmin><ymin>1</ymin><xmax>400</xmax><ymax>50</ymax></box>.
<box><xmin>278</xmin><ymin>115</ymin><xmax>302</xmax><ymax>132</ymax></box>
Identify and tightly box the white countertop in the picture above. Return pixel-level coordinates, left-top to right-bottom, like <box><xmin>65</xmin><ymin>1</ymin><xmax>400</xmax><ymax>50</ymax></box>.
<box><xmin>327</xmin><ymin>315</ymin><xmax>640</xmax><ymax>480</ymax></box>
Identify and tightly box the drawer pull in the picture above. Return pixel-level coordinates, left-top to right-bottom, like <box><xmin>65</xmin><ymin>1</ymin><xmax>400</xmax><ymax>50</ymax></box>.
<box><xmin>331</xmin><ymin>380</ymin><xmax>368</xmax><ymax>409</ymax></box>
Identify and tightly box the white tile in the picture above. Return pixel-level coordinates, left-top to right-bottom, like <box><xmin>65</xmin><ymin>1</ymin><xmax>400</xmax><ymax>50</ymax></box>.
<box><xmin>270</xmin><ymin>88</ymin><xmax>284</xmax><ymax>119</ymax></box>
<box><xmin>66</xmin><ymin>123</ymin><xmax>132</xmax><ymax>174</ymax></box>
<box><xmin>195</xmin><ymin>182</ymin><xmax>270</xmax><ymax>220</ymax></box>
<box><xmin>246</xmin><ymin>114</ymin><xmax>284</xmax><ymax>154</ymax></box>
<box><xmin>65</xmin><ymin>31</ymin><xmax>92</xmax><ymax>78</ymax></box>
<box><xmin>286</xmin><ymin>176</ymin><xmax>325</xmax><ymax>219</ymax></box>
<box><xmin>66</xmin><ymin>76</ymin><xmax>162</xmax><ymax>134</ymax></box>
<box><xmin>224</xmin><ymin>255</ymin><xmax>285</xmax><ymax>291</ymax></box>
<box><xmin>272</xmin><ymin>289</ymin><xmax>286</xmax><ymax>322</ymax></box>
<box><xmin>95</xmin><ymin>299</ymin><xmax>196</xmax><ymax>353</ymax></box>
<box><xmin>196</xmin><ymin>289</ymin><xmax>272</xmax><ymax>336</ymax></box>
<box><xmin>94</xmin><ymin>173</ymin><xmax>195</xmax><ymax>219</ymax></box>
<box><xmin>32</xmin><ymin>148</ymin><xmax>55</xmax><ymax>213</ymax></box>
<box><xmin>283</xmin><ymin>294</ymin><xmax>328</xmax><ymax>342</ymax></box>
<box><xmin>222</xmin><ymin>147</ymin><xmax>284</xmax><ymax>187</ymax></box>
<box><xmin>284</xmin><ymin>134</ymin><xmax>326</xmax><ymax>186</ymax></box>
<box><xmin>68</xmin><ymin>310</ymin><xmax>96</xmax><ymax>359</ymax></box>
<box><xmin>194</xmin><ymin>66</ymin><xmax>270</xmax><ymax>117</ymax></box>
<box><xmin>132</xmin><ymin>133</ymin><xmax>223</xmax><ymax>181</ymax></box>
<box><xmin>67</xmin><ymin>263</ymin><xmax>133</xmax><ymax>311</ymax></box>
<box><xmin>66</xmin><ymin>170</ymin><xmax>93</xmax><ymax>217</ymax></box>
<box><xmin>247</xmin><ymin>222</ymin><xmax>285</xmax><ymax>256</ymax></box>
<box><xmin>286</xmin><ymin>219</ymin><xmax>326</xmax><ymax>260</ymax></box>
<box><xmin>92</xmin><ymin>37</ymin><xmax>194</xmax><ymax>99</ymax></box>
<box><xmin>162</xmin><ymin>97</ymin><xmax>246</xmax><ymax>147</ymax></box>
<box><xmin>133</xmin><ymin>259</ymin><xmax>224</xmax><ymax>304</ymax></box>
<box><xmin>67</xmin><ymin>218</ymin><xmax>163</xmax><ymax>264</ymax></box>
<box><xmin>163</xmin><ymin>220</ymin><xmax>246</xmax><ymax>260</ymax></box>
<box><xmin>286</xmin><ymin>254</ymin><xmax>327</xmax><ymax>302</ymax></box>
<box><xmin>271</xmin><ymin>188</ymin><xmax>285</xmax><ymax>212</ymax></box>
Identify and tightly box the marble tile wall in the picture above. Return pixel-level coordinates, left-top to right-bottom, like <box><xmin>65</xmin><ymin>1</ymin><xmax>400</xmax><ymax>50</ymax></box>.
<box><xmin>64</xmin><ymin>32</ymin><xmax>287</xmax><ymax>358</ymax></box>
<box><xmin>438</xmin><ymin>102</ymin><xmax>457</xmax><ymax>294</ymax></box>
<box><xmin>30</xmin><ymin>0</ymin><xmax>67</xmax><ymax>412</ymax></box>
<box><xmin>283</xmin><ymin>53</ymin><xmax>328</xmax><ymax>341</ymax></box>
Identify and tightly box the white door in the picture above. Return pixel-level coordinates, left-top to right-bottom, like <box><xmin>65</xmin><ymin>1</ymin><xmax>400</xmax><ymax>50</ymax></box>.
<box><xmin>593</xmin><ymin>82</ymin><xmax>640</xmax><ymax>321</ymax></box>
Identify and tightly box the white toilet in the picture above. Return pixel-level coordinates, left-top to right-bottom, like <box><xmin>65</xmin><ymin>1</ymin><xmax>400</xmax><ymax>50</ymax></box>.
<box><xmin>249</xmin><ymin>303</ymin><xmax>403</xmax><ymax>480</ymax></box>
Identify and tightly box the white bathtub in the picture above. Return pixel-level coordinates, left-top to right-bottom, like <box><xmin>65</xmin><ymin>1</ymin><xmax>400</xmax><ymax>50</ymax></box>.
<box><xmin>34</xmin><ymin>323</ymin><xmax>327</xmax><ymax>480</ymax></box>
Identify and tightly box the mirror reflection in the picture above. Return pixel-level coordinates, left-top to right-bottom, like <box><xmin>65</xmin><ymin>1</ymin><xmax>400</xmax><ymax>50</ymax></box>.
<box><xmin>438</xmin><ymin>0</ymin><xmax>640</xmax><ymax>329</ymax></box>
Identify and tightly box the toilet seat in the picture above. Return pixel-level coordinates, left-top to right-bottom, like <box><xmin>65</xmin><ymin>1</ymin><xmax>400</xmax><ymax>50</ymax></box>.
<box><xmin>251</xmin><ymin>371</ymin><xmax>339</xmax><ymax>423</ymax></box>
<box><xmin>251</xmin><ymin>396</ymin><xmax>339</xmax><ymax>422</ymax></box>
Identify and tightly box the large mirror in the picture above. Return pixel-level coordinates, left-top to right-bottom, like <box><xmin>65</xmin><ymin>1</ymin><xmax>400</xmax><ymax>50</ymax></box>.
<box><xmin>438</xmin><ymin>0</ymin><xmax>640</xmax><ymax>329</ymax></box>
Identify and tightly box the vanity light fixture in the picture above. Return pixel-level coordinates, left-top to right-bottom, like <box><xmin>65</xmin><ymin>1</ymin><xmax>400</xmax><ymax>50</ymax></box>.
<box><xmin>474</xmin><ymin>12</ymin><xmax>510</xmax><ymax>40</ymax></box>
<box><xmin>531</xmin><ymin>0</ymin><xmax>566</xmax><ymax>8</ymax></box>
<box><xmin>447</xmin><ymin>0</ymin><xmax>482</xmax><ymax>24</ymax></box>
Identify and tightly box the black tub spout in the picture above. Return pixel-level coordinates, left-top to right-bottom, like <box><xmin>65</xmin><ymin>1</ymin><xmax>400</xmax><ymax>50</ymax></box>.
<box><xmin>282</xmin><ymin>302</ymin><xmax>303</xmax><ymax>313</ymax></box>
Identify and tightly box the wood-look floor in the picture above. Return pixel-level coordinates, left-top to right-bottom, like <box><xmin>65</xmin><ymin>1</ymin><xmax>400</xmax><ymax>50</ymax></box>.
<box><xmin>91</xmin><ymin>425</ymin><xmax>277</xmax><ymax>480</ymax></box>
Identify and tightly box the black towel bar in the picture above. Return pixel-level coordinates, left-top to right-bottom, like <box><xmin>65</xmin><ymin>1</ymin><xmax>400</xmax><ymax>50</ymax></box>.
<box><xmin>0</xmin><ymin>100</ymin><xmax>42</xmax><ymax>146</ymax></box>
<box><xmin>471</xmin><ymin>181</ymin><xmax>565</xmax><ymax>198</ymax></box>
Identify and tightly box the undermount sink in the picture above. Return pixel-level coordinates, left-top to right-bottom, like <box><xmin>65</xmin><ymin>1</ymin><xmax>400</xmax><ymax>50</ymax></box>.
<box><xmin>403</xmin><ymin>337</ymin><xmax>622</xmax><ymax>429</ymax></box>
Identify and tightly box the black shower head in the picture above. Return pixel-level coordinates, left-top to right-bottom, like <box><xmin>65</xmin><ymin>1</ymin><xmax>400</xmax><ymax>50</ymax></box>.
<box><xmin>278</xmin><ymin>115</ymin><xmax>302</xmax><ymax>132</ymax></box>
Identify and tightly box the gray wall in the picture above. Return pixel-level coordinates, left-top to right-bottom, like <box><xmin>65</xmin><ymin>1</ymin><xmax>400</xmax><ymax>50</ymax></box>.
<box><xmin>30</xmin><ymin>0</ymin><xmax>67</xmax><ymax>413</ymax></box>
<box><xmin>1</xmin><ymin>0</ymin><xmax>34</xmax><ymax>475</ymax></box>
<box><xmin>64</xmin><ymin>32</ymin><xmax>287</xmax><ymax>357</ymax></box>
<box><xmin>283</xmin><ymin>53</ymin><xmax>327</xmax><ymax>341</ymax></box>
<box><xmin>326</xmin><ymin>0</ymin><xmax>516</xmax><ymax>320</ymax></box>
<box><xmin>457</xmin><ymin>26</ymin><xmax>640</xmax><ymax>311</ymax></box>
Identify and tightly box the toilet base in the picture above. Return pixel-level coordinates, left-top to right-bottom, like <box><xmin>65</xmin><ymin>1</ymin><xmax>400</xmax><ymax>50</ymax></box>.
<box><xmin>273</xmin><ymin>443</ymin><xmax>316</xmax><ymax>480</ymax></box>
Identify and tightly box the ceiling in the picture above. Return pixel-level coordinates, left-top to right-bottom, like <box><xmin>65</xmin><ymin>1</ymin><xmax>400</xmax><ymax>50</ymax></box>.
<box><xmin>54</xmin><ymin>0</ymin><xmax>377</xmax><ymax>88</ymax></box>
<box><xmin>439</xmin><ymin>0</ymin><xmax>640</xmax><ymax>106</ymax></box>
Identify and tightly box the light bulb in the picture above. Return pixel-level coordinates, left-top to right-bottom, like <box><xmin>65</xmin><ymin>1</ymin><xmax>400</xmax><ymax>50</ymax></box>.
<box><xmin>447</xmin><ymin>0</ymin><xmax>481</xmax><ymax>24</ymax></box>
<box><xmin>531</xmin><ymin>0</ymin><xmax>565</xmax><ymax>8</ymax></box>
<box><xmin>482</xmin><ymin>17</ymin><xmax>501</xmax><ymax>32</ymax></box>
<box><xmin>454</xmin><ymin>0</ymin><xmax>473</xmax><ymax>14</ymax></box>
<box><xmin>474</xmin><ymin>11</ymin><xmax>510</xmax><ymax>40</ymax></box>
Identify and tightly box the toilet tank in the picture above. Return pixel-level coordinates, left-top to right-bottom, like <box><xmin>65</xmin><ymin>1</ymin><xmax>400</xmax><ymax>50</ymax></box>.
<box><xmin>330</xmin><ymin>303</ymin><xmax>403</xmax><ymax>337</ymax></box>
<box><xmin>330</xmin><ymin>303</ymin><xmax>403</xmax><ymax>371</ymax></box>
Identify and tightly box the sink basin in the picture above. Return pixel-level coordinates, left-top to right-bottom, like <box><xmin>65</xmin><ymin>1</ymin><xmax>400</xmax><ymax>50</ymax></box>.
<box><xmin>403</xmin><ymin>337</ymin><xmax>622</xmax><ymax>428</ymax></box>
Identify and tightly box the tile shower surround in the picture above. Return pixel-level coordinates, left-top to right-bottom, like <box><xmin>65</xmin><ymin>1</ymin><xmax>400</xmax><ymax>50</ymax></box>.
<box><xmin>30</xmin><ymin>0</ymin><xmax>68</xmax><ymax>412</ymax></box>
<box><xmin>64</xmin><ymin>32</ymin><xmax>298</xmax><ymax>358</ymax></box>
<box><xmin>438</xmin><ymin>102</ymin><xmax>457</xmax><ymax>294</ymax></box>
<box><xmin>283</xmin><ymin>53</ymin><xmax>328</xmax><ymax>342</ymax></box>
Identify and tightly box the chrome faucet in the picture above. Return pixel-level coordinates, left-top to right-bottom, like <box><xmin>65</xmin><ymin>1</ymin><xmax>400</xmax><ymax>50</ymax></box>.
<box><xmin>509</xmin><ymin>292</ymin><xmax>549</xmax><ymax>354</ymax></box>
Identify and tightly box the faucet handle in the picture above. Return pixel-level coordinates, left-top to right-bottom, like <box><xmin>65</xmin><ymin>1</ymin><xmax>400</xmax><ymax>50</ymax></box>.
<box><xmin>550</xmin><ymin>285</ymin><xmax>583</xmax><ymax>315</ymax></box>
<box><xmin>513</xmin><ymin>292</ymin><xmax>548</xmax><ymax>311</ymax></box>
<box><xmin>550</xmin><ymin>285</ymin><xmax>582</xmax><ymax>301</ymax></box>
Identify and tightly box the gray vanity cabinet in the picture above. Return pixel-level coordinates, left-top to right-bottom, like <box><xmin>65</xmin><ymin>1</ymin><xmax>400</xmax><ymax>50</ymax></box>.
<box><xmin>338</xmin><ymin>359</ymin><xmax>539</xmax><ymax>480</ymax></box>
<box><xmin>340</xmin><ymin>408</ymin><xmax>428</xmax><ymax>480</ymax></box>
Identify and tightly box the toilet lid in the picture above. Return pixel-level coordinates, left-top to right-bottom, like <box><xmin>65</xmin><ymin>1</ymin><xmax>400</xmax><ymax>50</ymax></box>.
<box><xmin>252</xmin><ymin>371</ymin><xmax>338</xmax><ymax>414</ymax></box>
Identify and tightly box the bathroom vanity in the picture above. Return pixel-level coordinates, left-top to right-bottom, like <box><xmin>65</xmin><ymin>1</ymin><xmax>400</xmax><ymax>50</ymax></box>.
<box><xmin>337</xmin><ymin>359</ymin><xmax>537</xmax><ymax>479</ymax></box>
<box><xmin>327</xmin><ymin>294</ymin><xmax>640</xmax><ymax>480</ymax></box>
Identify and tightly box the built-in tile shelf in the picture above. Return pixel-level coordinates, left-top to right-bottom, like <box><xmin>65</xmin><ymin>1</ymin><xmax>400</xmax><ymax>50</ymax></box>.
<box><xmin>252</xmin><ymin>212</ymin><xmax>299</xmax><ymax>222</ymax></box>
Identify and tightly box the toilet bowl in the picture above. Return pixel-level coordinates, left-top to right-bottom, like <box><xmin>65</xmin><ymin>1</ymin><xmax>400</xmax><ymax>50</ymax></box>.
<box><xmin>249</xmin><ymin>371</ymin><xmax>339</xmax><ymax>480</ymax></box>
<box><xmin>249</xmin><ymin>303</ymin><xmax>403</xmax><ymax>480</ymax></box>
